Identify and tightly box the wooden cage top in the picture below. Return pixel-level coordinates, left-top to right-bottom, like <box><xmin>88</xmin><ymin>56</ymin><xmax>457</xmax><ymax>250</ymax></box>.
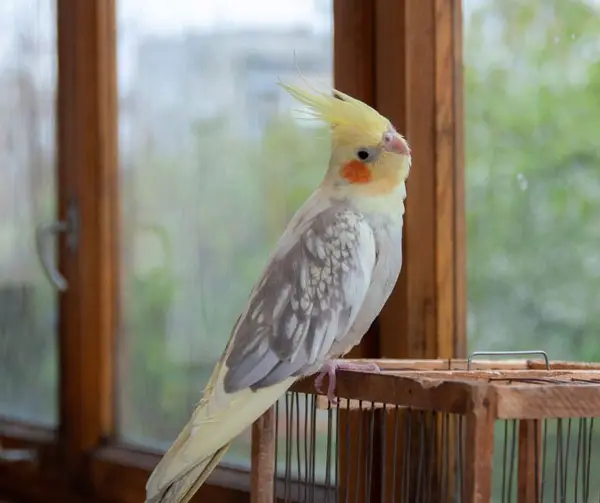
<box><xmin>290</xmin><ymin>358</ymin><xmax>600</xmax><ymax>419</ymax></box>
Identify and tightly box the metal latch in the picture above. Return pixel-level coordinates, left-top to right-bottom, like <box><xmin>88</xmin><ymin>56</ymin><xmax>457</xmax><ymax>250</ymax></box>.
<box><xmin>467</xmin><ymin>350</ymin><xmax>550</xmax><ymax>370</ymax></box>
<box><xmin>35</xmin><ymin>197</ymin><xmax>79</xmax><ymax>292</ymax></box>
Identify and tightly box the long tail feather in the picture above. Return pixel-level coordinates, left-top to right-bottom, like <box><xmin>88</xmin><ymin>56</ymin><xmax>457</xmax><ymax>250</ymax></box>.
<box><xmin>147</xmin><ymin>444</ymin><xmax>229</xmax><ymax>503</ymax></box>
<box><xmin>145</xmin><ymin>360</ymin><xmax>295</xmax><ymax>503</ymax></box>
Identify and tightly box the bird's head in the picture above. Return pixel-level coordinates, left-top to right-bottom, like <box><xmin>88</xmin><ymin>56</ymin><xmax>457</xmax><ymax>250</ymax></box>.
<box><xmin>280</xmin><ymin>81</ymin><xmax>411</xmax><ymax>204</ymax></box>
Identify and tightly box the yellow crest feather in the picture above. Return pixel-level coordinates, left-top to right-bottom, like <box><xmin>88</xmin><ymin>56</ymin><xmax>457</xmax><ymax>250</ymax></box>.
<box><xmin>278</xmin><ymin>80</ymin><xmax>390</xmax><ymax>144</ymax></box>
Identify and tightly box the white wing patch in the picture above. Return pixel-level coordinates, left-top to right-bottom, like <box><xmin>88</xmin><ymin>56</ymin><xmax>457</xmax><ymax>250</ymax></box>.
<box><xmin>223</xmin><ymin>205</ymin><xmax>376</xmax><ymax>393</ymax></box>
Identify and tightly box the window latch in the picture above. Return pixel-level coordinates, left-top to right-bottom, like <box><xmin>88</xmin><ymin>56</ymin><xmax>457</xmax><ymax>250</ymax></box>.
<box><xmin>35</xmin><ymin>197</ymin><xmax>79</xmax><ymax>292</ymax></box>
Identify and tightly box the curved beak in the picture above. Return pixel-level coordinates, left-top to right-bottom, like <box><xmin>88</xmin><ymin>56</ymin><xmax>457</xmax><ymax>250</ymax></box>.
<box><xmin>383</xmin><ymin>131</ymin><xmax>410</xmax><ymax>156</ymax></box>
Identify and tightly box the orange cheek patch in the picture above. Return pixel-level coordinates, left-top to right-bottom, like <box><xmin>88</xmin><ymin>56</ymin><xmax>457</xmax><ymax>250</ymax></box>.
<box><xmin>340</xmin><ymin>160</ymin><xmax>372</xmax><ymax>184</ymax></box>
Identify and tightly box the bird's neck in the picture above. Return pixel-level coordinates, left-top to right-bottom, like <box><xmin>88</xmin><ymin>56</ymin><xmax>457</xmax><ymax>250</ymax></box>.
<box><xmin>349</xmin><ymin>181</ymin><xmax>407</xmax><ymax>220</ymax></box>
<box><xmin>318</xmin><ymin>179</ymin><xmax>407</xmax><ymax>223</ymax></box>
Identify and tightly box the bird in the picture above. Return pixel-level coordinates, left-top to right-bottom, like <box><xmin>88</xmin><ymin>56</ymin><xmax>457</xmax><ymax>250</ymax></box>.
<box><xmin>145</xmin><ymin>79</ymin><xmax>412</xmax><ymax>503</ymax></box>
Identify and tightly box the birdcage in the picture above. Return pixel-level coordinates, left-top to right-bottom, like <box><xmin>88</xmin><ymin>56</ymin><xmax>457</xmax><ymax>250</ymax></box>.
<box><xmin>249</xmin><ymin>352</ymin><xmax>600</xmax><ymax>503</ymax></box>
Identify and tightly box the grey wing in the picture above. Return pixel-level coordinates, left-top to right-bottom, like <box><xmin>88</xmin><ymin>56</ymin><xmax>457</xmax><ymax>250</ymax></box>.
<box><xmin>223</xmin><ymin>206</ymin><xmax>377</xmax><ymax>394</ymax></box>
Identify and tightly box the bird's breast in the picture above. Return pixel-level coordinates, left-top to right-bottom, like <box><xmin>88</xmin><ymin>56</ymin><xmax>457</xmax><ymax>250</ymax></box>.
<box><xmin>332</xmin><ymin>218</ymin><xmax>404</xmax><ymax>356</ymax></box>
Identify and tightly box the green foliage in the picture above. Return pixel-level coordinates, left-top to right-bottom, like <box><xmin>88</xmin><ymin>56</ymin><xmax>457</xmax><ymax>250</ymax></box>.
<box><xmin>0</xmin><ymin>283</ymin><xmax>57</xmax><ymax>424</ymax></box>
<box><xmin>465</xmin><ymin>0</ymin><xmax>600</xmax><ymax>359</ymax></box>
<box><xmin>119</xmin><ymin>268</ymin><xmax>181</xmax><ymax>445</ymax></box>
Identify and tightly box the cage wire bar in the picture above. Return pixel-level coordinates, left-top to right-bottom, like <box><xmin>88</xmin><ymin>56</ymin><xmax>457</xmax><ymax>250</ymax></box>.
<box><xmin>250</xmin><ymin>356</ymin><xmax>600</xmax><ymax>503</ymax></box>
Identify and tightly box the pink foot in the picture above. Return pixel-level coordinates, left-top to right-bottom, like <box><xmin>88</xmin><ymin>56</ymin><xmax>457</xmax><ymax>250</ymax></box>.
<box><xmin>314</xmin><ymin>360</ymin><xmax>381</xmax><ymax>404</ymax></box>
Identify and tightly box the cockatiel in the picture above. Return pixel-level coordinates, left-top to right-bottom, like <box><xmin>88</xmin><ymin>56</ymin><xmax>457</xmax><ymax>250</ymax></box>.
<box><xmin>146</xmin><ymin>81</ymin><xmax>411</xmax><ymax>503</ymax></box>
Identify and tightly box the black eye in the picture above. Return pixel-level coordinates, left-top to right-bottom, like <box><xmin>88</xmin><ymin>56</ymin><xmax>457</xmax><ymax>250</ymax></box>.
<box><xmin>357</xmin><ymin>149</ymin><xmax>370</xmax><ymax>161</ymax></box>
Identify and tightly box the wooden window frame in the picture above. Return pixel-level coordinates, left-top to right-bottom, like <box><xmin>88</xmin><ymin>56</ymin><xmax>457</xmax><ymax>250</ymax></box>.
<box><xmin>0</xmin><ymin>1</ymin><xmax>465</xmax><ymax>502</ymax></box>
<box><xmin>341</xmin><ymin>0</ymin><xmax>465</xmax><ymax>364</ymax></box>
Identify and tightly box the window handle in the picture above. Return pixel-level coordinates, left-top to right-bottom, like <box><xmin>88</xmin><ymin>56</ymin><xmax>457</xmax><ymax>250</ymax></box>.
<box><xmin>35</xmin><ymin>221</ymin><xmax>68</xmax><ymax>291</ymax></box>
<box><xmin>34</xmin><ymin>198</ymin><xmax>79</xmax><ymax>292</ymax></box>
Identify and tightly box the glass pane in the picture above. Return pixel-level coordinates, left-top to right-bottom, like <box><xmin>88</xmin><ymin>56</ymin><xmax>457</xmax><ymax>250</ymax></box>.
<box><xmin>0</xmin><ymin>0</ymin><xmax>58</xmax><ymax>425</ymax></box>
<box><xmin>116</xmin><ymin>0</ymin><xmax>333</xmax><ymax>468</ymax></box>
<box><xmin>465</xmin><ymin>4</ymin><xmax>600</xmax><ymax>498</ymax></box>
<box><xmin>465</xmin><ymin>2</ymin><xmax>600</xmax><ymax>360</ymax></box>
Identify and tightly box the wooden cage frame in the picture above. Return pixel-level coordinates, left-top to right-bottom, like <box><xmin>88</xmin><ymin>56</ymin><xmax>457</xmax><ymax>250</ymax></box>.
<box><xmin>250</xmin><ymin>357</ymin><xmax>600</xmax><ymax>503</ymax></box>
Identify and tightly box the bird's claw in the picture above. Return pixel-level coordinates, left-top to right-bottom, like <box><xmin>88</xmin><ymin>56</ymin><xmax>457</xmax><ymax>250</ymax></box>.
<box><xmin>314</xmin><ymin>360</ymin><xmax>381</xmax><ymax>405</ymax></box>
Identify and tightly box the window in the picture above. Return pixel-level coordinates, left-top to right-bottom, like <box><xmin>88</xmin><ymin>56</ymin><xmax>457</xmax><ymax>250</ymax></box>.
<box><xmin>465</xmin><ymin>0</ymin><xmax>600</xmax><ymax>360</ymax></box>
<box><xmin>0</xmin><ymin>0</ymin><xmax>58</xmax><ymax>427</ymax></box>
<box><xmin>116</xmin><ymin>0</ymin><xmax>334</xmax><ymax>467</ymax></box>
<box><xmin>0</xmin><ymin>1</ymin><xmax>465</xmax><ymax>502</ymax></box>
